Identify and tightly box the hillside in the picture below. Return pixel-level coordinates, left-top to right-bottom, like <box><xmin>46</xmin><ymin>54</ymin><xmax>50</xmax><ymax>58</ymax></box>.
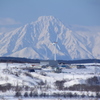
<box><xmin>0</xmin><ymin>62</ymin><xmax>100</xmax><ymax>99</ymax></box>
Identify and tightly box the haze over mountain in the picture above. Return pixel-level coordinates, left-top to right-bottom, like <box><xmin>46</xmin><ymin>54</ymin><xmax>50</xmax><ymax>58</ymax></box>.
<box><xmin>0</xmin><ymin>16</ymin><xmax>100</xmax><ymax>60</ymax></box>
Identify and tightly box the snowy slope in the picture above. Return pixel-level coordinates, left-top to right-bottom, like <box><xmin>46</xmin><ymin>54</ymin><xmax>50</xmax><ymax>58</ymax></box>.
<box><xmin>0</xmin><ymin>62</ymin><xmax>100</xmax><ymax>87</ymax></box>
<box><xmin>0</xmin><ymin>16</ymin><xmax>100</xmax><ymax>60</ymax></box>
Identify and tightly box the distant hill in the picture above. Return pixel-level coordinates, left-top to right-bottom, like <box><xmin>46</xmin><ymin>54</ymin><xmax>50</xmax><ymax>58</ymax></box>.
<box><xmin>0</xmin><ymin>57</ymin><xmax>40</xmax><ymax>63</ymax></box>
<box><xmin>58</xmin><ymin>59</ymin><xmax>100</xmax><ymax>64</ymax></box>
<box><xmin>0</xmin><ymin>57</ymin><xmax>100</xmax><ymax>64</ymax></box>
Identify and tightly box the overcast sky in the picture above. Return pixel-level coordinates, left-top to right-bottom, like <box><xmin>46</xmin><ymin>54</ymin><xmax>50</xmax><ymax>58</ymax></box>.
<box><xmin>0</xmin><ymin>0</ymin><xmax>100</xmax><ymax>33</ymax></box>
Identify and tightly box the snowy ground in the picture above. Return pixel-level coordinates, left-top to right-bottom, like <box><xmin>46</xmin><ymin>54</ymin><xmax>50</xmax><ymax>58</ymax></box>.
<box><xmin>0</xmin><ymin>62</ymin><xmax>99</xmax><ymax>88</ymax></box>
<box><xmin>0</xmin><ymin>62</ymin><xmax>100</xmax><ymax>99</ymax></box>
<box><xmin>0</xmin><ymin>97</ymin><xmax>99</xmax><ymax>100</ymax></box>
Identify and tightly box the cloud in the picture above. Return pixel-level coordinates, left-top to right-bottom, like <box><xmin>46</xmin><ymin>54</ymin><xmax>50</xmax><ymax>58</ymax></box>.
<box><xmin>0</xmin><ymin>27</ymin><xmax>15</xmax><ymax>33</ymax></box>
<box><xmin>0</xmin><ymin>18</ymin><xmax>21</xmax><ymax>25</ymax></box>
<box><xmin>71</xmin><ymin>25</ymin><xmax>100</xmax><ymax>33</ymax></box>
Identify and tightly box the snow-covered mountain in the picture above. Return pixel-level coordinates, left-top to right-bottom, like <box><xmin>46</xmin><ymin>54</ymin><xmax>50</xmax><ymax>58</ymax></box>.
<box><xmin>0</xmin><ymin>16</ymin><xmax>100</xmax><ymax>60</ymax></box>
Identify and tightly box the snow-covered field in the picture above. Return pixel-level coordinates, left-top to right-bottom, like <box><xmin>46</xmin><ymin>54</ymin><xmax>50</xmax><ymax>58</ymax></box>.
<box><xmin>0</xmin><ymin>97</ymin><xmax>99</xmax><ymax>100</ymax></box>
<box><xmin>0</xmin><ymin>62</ymin><xmax>100</xmax><ymax>100</ymax></box>
<box><xmin>0</xmin><ymin>62</ymin><xmax>99</xmax><ymax>88</ymax></box>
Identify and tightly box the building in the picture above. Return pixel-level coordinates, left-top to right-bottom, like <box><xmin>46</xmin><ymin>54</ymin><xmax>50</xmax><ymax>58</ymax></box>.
<box><xmin>70</xmin><ymin>65</ymin><xmax>86</xmax><ymax>69</ymax></box>
<box><xmin>40</xmin><ymin>60</ymin><xmax>58</xmax><ymax>67</ymax></box>
<box><xmin>22</xmin><ymin>67</ymin><xmax>35</xmax><ymax>72</ymax></box>
<box><xmin>59</xmin><ymin>63</ymin><xmax>70</xmax><ymax>69</ymax></box>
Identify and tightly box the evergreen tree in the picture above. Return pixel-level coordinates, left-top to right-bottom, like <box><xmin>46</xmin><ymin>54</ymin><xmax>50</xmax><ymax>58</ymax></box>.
<box><xmin>29</xmin><ymin>91</ymin><xmax>33</xmax><ymax>97</ymax></box>
<box><xmin>24</xmin><ymin>92</ymin><xmax>28</xmax><ymax>97</ymax></box>
<box><xmin>15</xmin><ymin>91</ymin><xmax>22</xmax><ymax>97</ymax></box>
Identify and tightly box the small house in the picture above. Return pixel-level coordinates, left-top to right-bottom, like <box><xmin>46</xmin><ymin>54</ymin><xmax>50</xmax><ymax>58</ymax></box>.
<box><xmin>22</xmin><ymin>67</ymin><xmax>35</xmax><ymax>72</ymax></box>
<box><xmin>77</xmin><ymin>65</ymin><xmax>86</xmax><ymax>69</ymax></box>
<box><xmin>70</xmin><ymin>65</ymin><xmax>86</xmax><ymax>69</ymax></box>
<box><xmin>28</xmin><ymin>69</ymin><xmax>35</xmax><ymax>72</ymax></box>
<box><xmin>59</xmin><ymin>64</ymin><xmax>70</xmax><ymax>69</ymax></box>
<box><xmin>53</xmin><ymin>67</ymin><xmax>62</xmax><ymax>73</ymax></box>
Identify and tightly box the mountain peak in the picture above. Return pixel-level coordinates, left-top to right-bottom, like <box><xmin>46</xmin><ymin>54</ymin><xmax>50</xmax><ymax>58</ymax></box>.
<box><xmin>37</xmin><ymin>16</ymin><xmax>56</xmax><ymax>21</ymax></box>
<box><xmin>30</xmin><ymin>16</ymin><xmax>60</xmax><ymax>25</ymax></box>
